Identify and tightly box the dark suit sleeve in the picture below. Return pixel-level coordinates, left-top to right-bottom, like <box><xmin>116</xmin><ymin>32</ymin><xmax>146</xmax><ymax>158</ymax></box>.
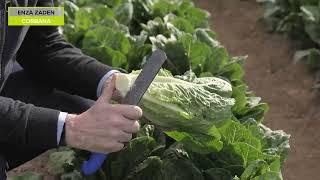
<box><xmin>1</xmin><ymin>0</ymin><xmax>113</xmax><ymax>149</ymax></box>
<box><xmin>0</xmin><ymin>96</ymin><xmax>60</xmax><ymax>149</ymax></box>
<box><xmin>16</xmin><ymin>26</ymin><xmax>113</xmax><ymax>100</ymax></box>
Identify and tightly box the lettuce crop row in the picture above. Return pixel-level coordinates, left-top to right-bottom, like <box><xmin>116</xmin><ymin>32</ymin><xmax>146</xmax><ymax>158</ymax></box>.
<box><xmin>260</xmin><ymin>0</ymin><xmax>320</xmax><ymax>87</ymax></box>
<box><xmin>40</xmin><ymin>0</ymin><xmax>291</xmax><ymax>180</ymax></box>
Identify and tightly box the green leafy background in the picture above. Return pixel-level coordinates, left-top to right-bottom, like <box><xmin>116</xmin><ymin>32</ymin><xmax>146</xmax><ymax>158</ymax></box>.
<box><xmin>11</xmin><ymin>0</ymin><xmax>290</xmax><ymax>179</ymax></box>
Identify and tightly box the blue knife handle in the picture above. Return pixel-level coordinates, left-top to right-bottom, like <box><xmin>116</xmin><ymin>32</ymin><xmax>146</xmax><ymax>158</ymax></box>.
<box><xmin>81</xmin><ymin>153</ymin><xmax>107</xmax><ymax>175</ymax></box>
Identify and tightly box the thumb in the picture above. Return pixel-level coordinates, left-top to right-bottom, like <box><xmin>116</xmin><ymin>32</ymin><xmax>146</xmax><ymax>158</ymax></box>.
<box><xmin>100</xmin><ymin>75</ymin><xmax>116</xmax><ymax>102</ymax></box>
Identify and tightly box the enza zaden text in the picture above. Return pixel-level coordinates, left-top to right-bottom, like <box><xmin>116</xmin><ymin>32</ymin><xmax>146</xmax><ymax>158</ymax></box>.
<box><xmin>8</xmin><ymin>7</ymin><xmax>64</xmax><ymax>26</ymax></box>
<box><xmin>17</xmin><ymin>9</ymin><xmax>56</xmax><ymax>16</ymax></box>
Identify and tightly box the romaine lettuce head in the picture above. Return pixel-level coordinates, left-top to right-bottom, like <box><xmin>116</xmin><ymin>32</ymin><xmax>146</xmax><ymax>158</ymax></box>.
<box><xmin>116</xmin><ymin>70</ymin><xmax>235</xmax><ymax>153</ymax></box>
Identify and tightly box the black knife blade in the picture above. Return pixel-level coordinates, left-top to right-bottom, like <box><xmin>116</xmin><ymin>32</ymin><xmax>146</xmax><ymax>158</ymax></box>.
<box><xmin>121</xmin><ymin>49</ymin><xmax>167</xmax><ymax>105</ymax></box>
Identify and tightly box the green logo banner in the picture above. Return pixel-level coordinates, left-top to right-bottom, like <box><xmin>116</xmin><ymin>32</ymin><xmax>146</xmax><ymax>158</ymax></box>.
<box><xmin>8</xmin><ymin>7</ymin><xmax>64</xmax><ymax>26</ymax></box>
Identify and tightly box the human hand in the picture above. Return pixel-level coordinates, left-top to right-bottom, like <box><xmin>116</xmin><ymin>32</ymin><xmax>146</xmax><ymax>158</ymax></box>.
<box><xmin>64</xmin><ymin>76</ymin><xmax>142</xmax><ymax>153</ymax></box>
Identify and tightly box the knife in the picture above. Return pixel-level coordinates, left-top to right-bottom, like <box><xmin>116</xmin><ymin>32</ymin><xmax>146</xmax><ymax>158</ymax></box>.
<box><xmin>81</xmin><ymin>49</ymin><xmax>167</xmax><ymax>176</ymax></box>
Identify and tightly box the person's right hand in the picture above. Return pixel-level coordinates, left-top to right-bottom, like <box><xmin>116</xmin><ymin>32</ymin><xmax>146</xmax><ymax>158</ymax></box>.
<box><xmin>64</xmin><ymin>76</ymin><xmax>142</xmax><ymax>153</ymax></box>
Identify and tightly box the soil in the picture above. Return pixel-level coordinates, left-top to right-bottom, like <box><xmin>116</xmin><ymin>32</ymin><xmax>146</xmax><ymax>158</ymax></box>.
<box><xmin>7</xmin><ymin>151</ymin><xmax>55</xmax><ymax>179</ymax></box>
<box><xmin>195</xmin><ymin>0</ymin><xmax>320</xmax><ymax>179</ymax></box>
<box><xmin>8</xmin><ymin>0</ymin><xmax>320</xmax><ymax>180</ymax></box>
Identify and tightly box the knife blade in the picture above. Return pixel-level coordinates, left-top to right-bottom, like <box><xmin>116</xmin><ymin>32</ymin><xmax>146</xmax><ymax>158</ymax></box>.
<box><xmin>81</xmin><ymin>49</ymin><xmax>167</xmax><ymax>176</ymax></box>
<box><xmin>122</xmin><ymin>49</ymin><xmax>167</xmax><ymax>105</ymax></box>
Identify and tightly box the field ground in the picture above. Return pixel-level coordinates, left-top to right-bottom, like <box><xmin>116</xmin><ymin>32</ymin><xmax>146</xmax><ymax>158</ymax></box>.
<box><xmin>196</xmin><ymin>0</ymin><xmax>320</xmax><ymax>179</ymax></box>
<box><xmin>8</xmin><ymin>0</ymin><xmax>320</xmax><ymax>179</ymax></box>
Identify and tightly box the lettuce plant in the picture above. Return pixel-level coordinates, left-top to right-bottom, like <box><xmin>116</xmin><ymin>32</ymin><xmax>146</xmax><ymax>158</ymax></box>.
<box><xmin>32</xmin><ymin>0</ymin><xmax>292</xmax><ymax>180</ymax></box>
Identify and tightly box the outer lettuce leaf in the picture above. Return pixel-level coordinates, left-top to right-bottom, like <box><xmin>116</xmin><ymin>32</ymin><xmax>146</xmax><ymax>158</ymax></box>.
<box><xmin>204</xmin><ymin>168</ymin><xmax>233</xmax><ymax>180</ymax></box>
<box><xmin>114</xmin><ymin>1</ymin><xmax>134</xmax><ymax>25</ymax></box>
<box><xmin>82</xmin><ymin>26</ymin><xmax>130</xmax><ymax>67</ymax></box>
<box><xmin>82</xmin><ymin>26</ymin><xmax>131</xmax><ymax>54</ymax></box>
<box><xmin>253</xmin><ymin>172</ymin><xmax>282</xmax><ymax>180</ymax></box>
<box><xmin>105</xmin><ymin>136</ymin><xmax>157</xmax><ymax>179</ymax></box>
<box><xmin>214</xmin><ymin>120</ymin><xmax>284</xmax><ymax>178</ymax></box>
<box><xmin>74</xmin><ymin>6</ymin><xmax>114</xmax><ymax>32</ymax></box>
<box><xmin>125</xmin><ymin>156</ymin><xmax>163</xmax><ymax>180</ymax></box>
<box><xmin>124</xmin><ymin>143</ymin><xmax>205</xmax><ymax>180</ymax></box>
<box><xmin>258</xmin><ymin>125</ymin><xmax>290</xmax><ymax>164</ymax></box>
<box><xmin>165</xmin><ymin>127</ymin><xmax>223</xmax><ymax>154</ymax></box>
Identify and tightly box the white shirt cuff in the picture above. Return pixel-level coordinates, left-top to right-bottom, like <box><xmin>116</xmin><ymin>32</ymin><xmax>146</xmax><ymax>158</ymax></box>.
<box><xmin>57</xmin><ymin>112</ymin><xmax>68</xmax><ymax>145</ymax></box>
<box><xmin>96</xmin><ymin>70</ymin><xmax>120</xmax><ymax>97</ymax></box>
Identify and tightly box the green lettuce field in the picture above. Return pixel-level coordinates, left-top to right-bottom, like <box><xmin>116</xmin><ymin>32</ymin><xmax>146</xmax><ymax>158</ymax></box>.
<box><xmin>10</xmin><ymin>0</ymin><xmax>291</xmax><ymax>179</ymax></box>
